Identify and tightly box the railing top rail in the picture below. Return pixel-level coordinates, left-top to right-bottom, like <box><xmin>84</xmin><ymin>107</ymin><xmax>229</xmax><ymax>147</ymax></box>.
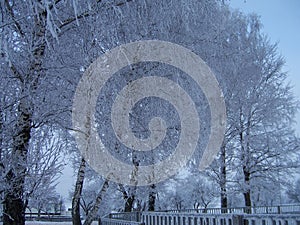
<box><xmin>104</xmin><ymin>204</ymin><xmax>300</xmax><ymax>224</ymax></box>
<box><xmin>141</xmin><ymin>211</ymin><xmax>300</xmax><ymax>217</ymax></box>
<box><xmin>152</xmin><ymin>204</ymin><xmax>300</xmax><ymax>214</ymax></box>
<box><xmin>101</xmin><ymin>217</ymin><xmax>144</xmax><ymax>225</ymax></box>
<box><xmin>102</xmin><ymin>206</ymin><xmax>300</xmax><ymax>225</ymax></box>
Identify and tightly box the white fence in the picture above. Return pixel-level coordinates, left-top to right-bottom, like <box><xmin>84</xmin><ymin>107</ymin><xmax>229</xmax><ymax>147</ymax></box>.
<box><xmin>243</xmin><ymin>214</ymin><xmax>300</xmax><ymax>225</ymax></box>
<box><xmin>101</xmin><ymin>217</ymin><xmax>144</xmax><ymax>225</ymax></box>
<box><xmin>142</xmin><ymin>212</ymin><xmax>242</xmax><ymax>225</ymax></box>
<box><xmin>100</xmin><ymin>205</ymin><xmax>300</xmax><ymax>225</ymax></box>
<box><xmin>141</xmin><ymin>212</ymin><xmax>300</xmax><ymax>225</ymax></box>
<box><xmin>162</xmin><ymin>205</ymin><xmax>300</xmax><ymax>215</ymax></box>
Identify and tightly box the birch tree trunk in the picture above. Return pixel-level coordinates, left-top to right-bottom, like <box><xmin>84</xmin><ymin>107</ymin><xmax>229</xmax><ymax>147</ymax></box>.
<box><xmin>3</xmin><ymin>99</ymin><xmax>31</xmax><ymax>225</ymax></box>
<box><xmin>83</xmin><ymin>178</ymin><xmax>109</xmax><ymax>225</ymax></box>
<box><xmin>3</xmin><ymin>3</ymin><xmax>46</xmax><ymax>224</ymax></box>
<box><xmin>72</xmin><ymin>158</ymin><xmax>86</xmax><ymax>225</ymax></box>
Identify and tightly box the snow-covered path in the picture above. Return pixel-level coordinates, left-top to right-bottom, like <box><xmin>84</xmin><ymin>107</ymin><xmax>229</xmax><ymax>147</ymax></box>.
<box><xmin>0</xmin><ymin>222</ymin><xmax>98</xmax><ymax>225</ymax></box>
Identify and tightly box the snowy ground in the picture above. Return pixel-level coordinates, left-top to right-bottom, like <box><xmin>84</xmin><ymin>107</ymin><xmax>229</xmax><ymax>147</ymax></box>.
<box><xmin>0</xmin><ymin>222</ymin><xmax>98</xmax><ymax>225</ymax></box>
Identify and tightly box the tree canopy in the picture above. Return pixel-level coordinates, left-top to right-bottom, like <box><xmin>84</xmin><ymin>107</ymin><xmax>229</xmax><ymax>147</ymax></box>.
<box><xmin>0</xmin><ymin>0</ymin><xmax>299</xmax><ymax>224</ymax></box>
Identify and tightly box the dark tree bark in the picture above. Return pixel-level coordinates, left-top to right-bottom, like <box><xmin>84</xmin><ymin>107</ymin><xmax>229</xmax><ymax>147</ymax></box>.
<box><xmin>240</xmin><ymin>114</ymin><xmax>252</xmax><ymax>212</ymax></box>
<box><xmin>72</xmin><ymin>158</ymin><xmax>86</xmax><ymax>225</ymax></box>
<box><xmin>125</xmin><ymin>196</ymin><xmax>135</xmax><ymax>212</ymax></box>
<box><xmin>123</xmin><ymin>153</ymin><xmax>139</xmax><ymax>212</ymax></box>
<box><xmin>118</xmin><ymin>184</ymin><xmax>135</xmax><ymax>212</ymax></box>
<box><xmin>243</xmin><ymin>167</ymin><xmax>251</xmax><ymax>211</ymax></box>
<box><xmin>3</xmin><ymin>98</ymin><xmax>32</xmax><ymax>225</ymax></box>
<box><xmin>3</xmin><ymin>193</ymin><xmax>26</xmax><ymax>225</ymax></box>
<box><xmin>220</xmin><ymin>143</ymin><xmax>228</xmax><ymax>212</ymax></box>
<box><xmin>148</xmin><ymin>184</ymin><xmax>156</xmax><ymax>211</ymax></box>
<box><xmin>0</xmin><ymin>105</ymin><xmax>3</xmax><ymax>169</ymax></box>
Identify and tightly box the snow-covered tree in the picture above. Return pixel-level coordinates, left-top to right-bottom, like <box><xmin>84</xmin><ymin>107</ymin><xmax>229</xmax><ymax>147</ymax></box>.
<box><xmin>205</xmin><ymin>11</ymin><xmax>300</xmax><ymax>208</ymax></box>
<box><xmin>287</xmin><ymin>178</ymin><xmax>300</xmax><ymax>203</ymax></box>
<box><xmin>228</xmin><ymin>16</ymin><xmax>299</xmax><ymax>208</ymax></box>
<box><xmin>1</xmin><ymin>1</ymin><xmax>299</xmax><ymax>225</ymax></box>
<box><xmin>24</xmin><ymin>126</ymin><xmax>65</xmax><ymax>208</ymax></box>
<box><xmin>67</xmin><ymin>0</ymin><xmax>230</xmax><ymax>222</ymax></box>
<box><xmin>0</xmin><ymin>0</ymin><xmax>107</xmax><ymax>224</ymax></box>
<box><xmin>27</xmin><ymin>191</ymin><xmax>64</xmax><ymax>218</ymax></box>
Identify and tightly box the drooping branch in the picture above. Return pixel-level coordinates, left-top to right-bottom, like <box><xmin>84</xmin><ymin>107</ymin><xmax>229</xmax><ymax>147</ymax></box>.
<box><xmin>4</xmin><ymin>0</ymin><xmax>25</xmax><ymax>36</ymax></box>
<box><xmin>59</xmin><ymin>0</ymin><xmax>134</xmax><ymax>30</ymax></box>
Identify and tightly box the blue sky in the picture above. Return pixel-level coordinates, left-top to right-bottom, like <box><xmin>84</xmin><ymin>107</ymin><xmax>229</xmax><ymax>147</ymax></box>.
<box><xmin>229</xmin><ymin>0</ymin><xmax>300</xmax><ymax>135</ymax></box>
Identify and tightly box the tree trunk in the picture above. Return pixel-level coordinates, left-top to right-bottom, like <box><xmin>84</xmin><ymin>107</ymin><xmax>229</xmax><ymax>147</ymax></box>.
<box><xmin>0</xmin><ymin>105</ymin><xmax>3</xmax><ymax>167</ymax></box>
<box><xmin>83</xmin><ymin>178</ymin><xmax>109</xmax><ymax>225</ymax></box>
<box><xmin>125</xmin><ymin>196</ymin><xmax>135</xmax><ymax>212</ymax></box>
<box><xmin>72</xmin><ymin>158</ymin><xmax>86</xmax><ymax>225</ymax></box>
<box><xmin>242</xmin><ymin>117</ymin><xmax>252</xmax><ymax>212</ymax></box>
<box><xmin>38</xmin><ymin>208</ymin><xmax>41</xmax><ymax>220</ymax></box>
<box><xmin>243</xmin><ymin>191</ymin><xmax>251</xmax><ymax>210</ymax></box>
<box><xmin>3</xmin><ymin>99</ymin><xmax>32</xmax><ymax>225</ymax></box>
<box><xmin>118</xmin><ymin>184</ymin><xmax>135</xmax><ymax>212</ymax></box>
<box><xmin>148</xmin><ymin>184</ymin><xmax>156</xmax><ymax>211</ymax></box>
<box><xmin>3</xmin><ymin>3</ymin><xmax>46</xmax><ymax>224</ymax></box>
<box><xmin>123</xmin><ymin>153</ymin><xmax>139</xmax><ymax>212</ymax></box>
<box><xmin>3</xmin><ymin>193</ymin><xmax>26</xmax><ymax>225</ymax></box>
<box><xmin>243</xmin><ymin>167</ymin><xmax>251</xmax><ymax>213</ymax></box>
<box><xmin>220</xmin><ymin>143</ymin><xmax>227</xmax><ymax>212</ymax></box>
